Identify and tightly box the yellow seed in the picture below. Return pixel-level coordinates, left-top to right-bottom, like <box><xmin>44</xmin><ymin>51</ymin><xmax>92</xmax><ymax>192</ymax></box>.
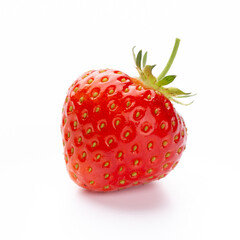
<box><xmin>119</xmin><ymin>166</ymin><xmax>123</xmax><ymax>172</ymax></box>
<box><xmin>110</xmin><ymin>103</ymin><xmax>116</xmax><ymax>109</ymax></box>
<box><xmin>92</xmin><ymin>92</ymin><xmax>99</xmax><ymax>98</ymax></box>
<box><xmin>161</xmin><ymin>123</ymin><xmax>165</xmax><ymax>129</ymax></box>
<box><xmin>172</xmin><ymin>120</ymin><xmax>176</xmax><ymax>126</ymax></box>
<box><xmin>132</xmin><ymin>145</ymin><xmax>137</xmax><ymax>151</ymax></box>
<box><xmin>131</xmin><ymin>172</ymin><xmax>137</xmax><ymax>177</ymax></box>
<box><xmin>108</xmin><ymin>138</ymin><xmax>113</xmax><ymax>144</ymax></box>
<box><xmin>151</xmin><ymin>156</ymin><xmax>156</xmax><ymax>162</ymax></box>
<box><xmin>154</xmin><ymin>108</ymin><xmax>159</xmax><ymax>115</ymax></box>
<box><xmin>174</xmin><ymin>135</ymin><xmax>179</xmax><ymax>140</ymax></box>
<box><xmin>75</xmin><ymin>163</ymin><xmax>79</xmax><ymax>169</ymax></box>
<box><xmin>82</xmin><ymin>152</ymin><xmax>86</xmax><ymax>158</ymax></box>
<box><xmin>104</xmin><ymin>162</ymin><xmax>110</xmax><ymax>167</ymax></box>
<box><xmin>67</xmin><ymin>132</ymin><xmax>70</xmax><ymax>138</ymax></box>
<box><xmin>163</xmin><ymin>163</ymin><xmax>168</xmax><ymax>168</ymax></box>
<box><xmin>165</xmin><ymin>152</ymin><xmax>171</xmax><ymax>158</ymax></box>
<box><xmin>125</xmin><ymin>131</ymin><xmax>130</xmax><ymax>137</ymax></box>
<box><xmin>124</xmin><ymin>88</ymin><xmax>129</xmax><ymax>92</ymax></box>
<box><xmin>104</xmin><ymin>174</ymin><xmax>109</xmax><ymax>179</ymax></box>
<box><xmin>135</xmin><ymin>112</ymin><xmax>140</xmax><ymax>118</ymax></box>
<box><xmin>109</xmin><ymin>89</ymin><xmax>114</xmax><ymax>94</ymax></box>
<box><xmin>165</xmin><ymin>103</ymin><xmax>170</xmax><ymax>108</ymax></box>
<box><xmin>78</xmin><ymin>137</ymin><xmax>82</xmax><ymax>143</ymax></box>
<box><xmin>126</xmin><ymin>101</ymin><xmax>131</xmax><ymax>107</ymax></box>
<box><xmin>88</xmin><ymin>167</ymin><xmax>92</xmax><ymax>172</ymax></box>
<box><xmin>73</xmin><ymin>121</ymin><xmax>77</xmax><ymax>127</ymax></box>
<box><xmin>119</xmin><ymin>180</ymin><xmax>125</xmax><ymax>184</ymax></box>
<box><xmin>88</xmin><ymin>78</ymin><xmax>93</xmax><ymax>84</ymax></box>
<box><xmin>148</xmin><ymin>176</ymin><xmax>154</xmax><ymax>179</ymax></box>
<box><xmin>134</xmin><ymin>159</ymin><xmax>139</xmax><ymax>165</ymax></box>
<box><xmin>115</xmin><ymin>120</ymin><xmax>120</xmax><ymax>126</ymax></box>
<box><xmin>163</xmin><ymin>163</ymin><xmax>168</xmax><ymax>169</ymax></box>
<box><xmin>71</xmin><ymin>147</ymin><xmax>74</xmax><ymax>153</ymax></box>
<box><xmin>89</xmin><ymin>180</ymin><xmax>94</xmax><ymax>185</ymax></box>
<box><xmin>147</xmin><ymin>142</ymin><xmax>153</xmax><ymax>149</ymax></box>
<box><xmin>96</xmin><ymin>154</ymin><xmax>101</xmax><ymax>160</ymax></box>
<box><xmin>95</xmin><ymin>107</ymin><xmax>100</xmax><ymax>112</ymax></box>
<box><xmin>104</xmin><ymin>185</ymin><xmax>110</xmax><ymax>189</ymax></box>
<box><xmin>73</xmin><ymin>87</ymin><xmax>78</xmax><ymax>92</ymax></box>
<box><xmin>172</xmin><ymin>162</ymin><xmax>178</xmax><ymax>169</ymax></box>
<box><xmin>133</xmin><ymin>181</ymin><xmax>138</xmax><ymax>185</ymax></box>
<box><xmin>177</xmin><ymin>148</ymin><xmax>182</xmax><ymax>153</ymax></box>
<box><xmin>118</xmin><ymin>152</ymin><xmax>123</xmax><ymax>158</ymax></box>
<box><xmin>121</xmin><ymin>78</ymin><xmax>126</xmax><ymax>82</ymax></box>
<box><xmin>79</xmin><ymin>96</ymin><xmax>84</xmax><ymax>103</ymax></box>
<box><xmin>82</xmin><ymin>112</ymin><xmax>87</xmax><ymax>119</ymax></box>
<box><xmin>144</xmin><ymin>125</ymin><xmax>149</xmax><ymax>132</ymax></box>
<box><xmin>100</xmin><ymin>123</ymin><xmax>105</xmax><ymax>129</ymax></box>
<box><xmin>147</xmin><ymin>169</ymin><xmax>153</xmax><ymax>174</ymax></box>
<box><xmin>147</xmin><ymin>94</ymin><xmax>151</xmax><ymax>99</ymax></box>
<box><xmin>86</xmin><ymin>128</ymin><xmax>92</xmax><ymax>134</ymax></box>
<box><xmin>162</xmin><ymin>140</ymin><xmax>168</xmax><ymax>147</ymax></box>
<box><xmin>102</xmin><ymin>77</ymin><xmax>108</xmax><ymax>82</ymax></box>
<box><xmin>69</xmin><ymin>106</ymin><xmax>73</xmax><ymax>111</ymax></box>
<box><xmin>92</xmin><ymin>142</ymin><xmax>97</xmax><ymax>148</ymax></box>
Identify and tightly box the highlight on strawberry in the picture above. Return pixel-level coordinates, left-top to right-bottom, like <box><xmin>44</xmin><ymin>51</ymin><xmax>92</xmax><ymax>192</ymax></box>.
<box><xmin>61</xmin><ymin>38</ymin><xmax>194</xmax><ymax>192</ymax></box>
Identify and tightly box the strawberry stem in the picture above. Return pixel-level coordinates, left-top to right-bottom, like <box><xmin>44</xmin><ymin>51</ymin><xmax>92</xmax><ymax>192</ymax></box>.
<box><xmin>157</xmin><ymin>38</ymin><xmax>180</xmax><ymax>81</ymax></box>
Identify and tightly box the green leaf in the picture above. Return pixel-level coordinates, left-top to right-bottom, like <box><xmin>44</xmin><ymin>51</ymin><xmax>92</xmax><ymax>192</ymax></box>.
<box><xmin>157</xmin><ymin>75</ymin><xmax>176</xmax><ymax>86</ymax></box>
<box><xmin>132</xmin><ymin>46</ymin><xmax>136</xmax><ymax>63</ymax></box>
<box><xmin>143</xmin><ymin>65</ymin><xmax>157</xmax><ymax>84</ymax></box>
<box><xmin>136</xmin><ymin>50</ymin><xmax>142</xmax><ymax>70</ymax></box>
<box><xmin>175</xmin><ymin>93</ymin><xmax>197</xmax><ymax>98</ymax></box>
<box><xmin>170</xmin><ymin>98</ymin><xmax>194</xmax><ymax>106</ymax></box>
<box><xmin>142</xmin><ymin>52</ymin><xmax>147</xmax><ymax>68</ymax></box>
<box><xmin>165</xmin><ymin>87</ymin><xmax>191</xmax><ymax>97</ymax></box>
<box><xmin>143</xmin><ymin>65</ymin><xmax>156</xmax><ymax>74</ymax></box>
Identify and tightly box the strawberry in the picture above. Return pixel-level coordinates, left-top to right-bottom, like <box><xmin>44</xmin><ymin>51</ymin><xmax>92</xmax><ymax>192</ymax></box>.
<box><xmin>61</xmin><ymin>38</ymin><xmax>193</xmax><ymax>192</ymax></box>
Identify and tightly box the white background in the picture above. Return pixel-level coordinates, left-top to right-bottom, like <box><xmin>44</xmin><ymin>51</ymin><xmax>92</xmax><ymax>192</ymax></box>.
<box><xmin>0</xmin><ymin>0</ymin><xmax>240</xmax><ymax>239</ymax></box>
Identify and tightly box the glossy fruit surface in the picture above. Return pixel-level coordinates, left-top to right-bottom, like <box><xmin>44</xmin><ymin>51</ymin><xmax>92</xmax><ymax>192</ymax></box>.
<box><xmin>61</xmin><ymin>39</ymin><xmax>192</xmax><ymax>192</ymax></box>
<box><xmin>61</xmin><ymin>69</ymin><xmax>187</xmax><ymax>191</ymax></box>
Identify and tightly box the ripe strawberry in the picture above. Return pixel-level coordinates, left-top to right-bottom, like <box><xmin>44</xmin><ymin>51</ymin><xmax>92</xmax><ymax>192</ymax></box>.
<box><xmin>61</xmin><ymin>38</ymin><xmax>193</xmax><ymax>192</ymax></box>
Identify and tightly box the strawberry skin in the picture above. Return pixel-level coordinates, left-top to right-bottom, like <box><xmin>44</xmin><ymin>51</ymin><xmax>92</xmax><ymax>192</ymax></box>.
<box><xmin>61</xmin><ymin>69</ymin><xmax>187</xmax><ymax>192</ymax></box>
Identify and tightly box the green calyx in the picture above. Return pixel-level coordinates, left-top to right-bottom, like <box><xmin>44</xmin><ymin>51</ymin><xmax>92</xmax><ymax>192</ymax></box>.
<box><xmin>132</xmin><ymin>38</ymin><xmax>195</xmax><ymax>105</ymax></box>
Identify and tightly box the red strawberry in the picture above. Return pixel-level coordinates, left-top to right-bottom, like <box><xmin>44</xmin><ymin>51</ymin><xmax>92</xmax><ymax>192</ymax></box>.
<box><xmin>61</xmin><ymin>38</ymin><xmax>193</xmax><ymax>192</ymax></box>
